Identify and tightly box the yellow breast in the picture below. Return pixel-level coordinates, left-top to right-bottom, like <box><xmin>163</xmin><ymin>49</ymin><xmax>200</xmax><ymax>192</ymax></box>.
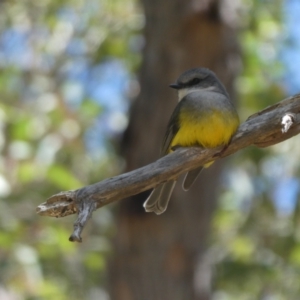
<box><xmin>170</xmin><ymin>109</ymin><xmax>239</xmax><ymax>151</ymax></box>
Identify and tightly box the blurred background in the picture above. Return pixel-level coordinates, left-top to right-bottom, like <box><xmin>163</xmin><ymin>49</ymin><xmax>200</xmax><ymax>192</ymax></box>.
<box><xmin>1</xmin><ymin>0</ymin><xmax>300</xmax><ymax>299</ymax></box>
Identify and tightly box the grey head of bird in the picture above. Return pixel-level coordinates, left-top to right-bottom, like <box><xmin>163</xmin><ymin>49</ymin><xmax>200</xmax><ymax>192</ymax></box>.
<box><xmin>169</xmin><ymin>68</ymin><xmax>228</xmax><ymax>101</ymax></box>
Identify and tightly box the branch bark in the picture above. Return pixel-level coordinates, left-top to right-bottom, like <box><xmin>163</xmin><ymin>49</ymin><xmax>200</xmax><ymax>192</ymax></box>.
<box><xmin>37</xmin><ymin>93</ymin><xmax>300</xmax><ymax>242</ymax></box>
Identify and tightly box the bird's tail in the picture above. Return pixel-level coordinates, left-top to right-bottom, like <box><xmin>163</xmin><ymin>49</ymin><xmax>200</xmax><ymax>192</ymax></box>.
<box><xmin>143</xmin><ymin>180</ymin><xmax>176</xmax><ymax>214</ymax></box>
<box><xmin>182</xmin><ymin>167</ymin><xmax>203</xmax><ymax>191</ymax></box>
<box><xmin>182</xmin><ymin>161</ymin><xmax>214</xmax><ymax>191</ymax></box>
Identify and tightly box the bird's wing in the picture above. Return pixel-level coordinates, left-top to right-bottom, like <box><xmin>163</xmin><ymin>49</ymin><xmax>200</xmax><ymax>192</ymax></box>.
<box><xmin>161</xmin><ymin>100</ymin><xmax>183</xmax><ymax>155</ymax></box>
<box><xmin>161</xmin><ymin>92</ymin><xmax>206</xmax><ymax>155</ymax></box>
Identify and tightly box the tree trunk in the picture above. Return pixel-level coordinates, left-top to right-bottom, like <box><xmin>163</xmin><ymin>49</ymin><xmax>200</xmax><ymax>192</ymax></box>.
<box><xmin>108</xmin><ymin>1</ymin><xmax>240</xmax><ymax>299</ymax></box>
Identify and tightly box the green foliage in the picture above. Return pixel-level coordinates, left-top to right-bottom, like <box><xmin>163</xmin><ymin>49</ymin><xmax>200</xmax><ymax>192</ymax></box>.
<box><xmin>238</xmin><ymin>0</ymin><xmax>285</xmax><ymax>118</ymax></box>
<box><xmin>1</xmin><ymin>0</ymin><xmax>299</xmax><ymax>299</ymax></box>
<box><xmin>212</xmin><ymin>1</ymin><xmax>300</xmax><ymax>299</ymax></box>
<box><xmin>0</xmin><ymin>0</ymin><xmax>140</xmax><ymax>299</ymax></box>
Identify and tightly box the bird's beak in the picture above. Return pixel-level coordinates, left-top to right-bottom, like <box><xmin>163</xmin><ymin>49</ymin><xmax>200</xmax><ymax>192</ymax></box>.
<box><xmin>169</xmin><ymin>83</ymin><xmax>180</xmax><ymax>89</ymax></box>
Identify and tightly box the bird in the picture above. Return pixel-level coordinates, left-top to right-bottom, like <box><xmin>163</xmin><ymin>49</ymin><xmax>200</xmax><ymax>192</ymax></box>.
<box><xmin>143</xmin><ymin>67</ymin><xmax>240</xmax><ymax>215</ymax></box>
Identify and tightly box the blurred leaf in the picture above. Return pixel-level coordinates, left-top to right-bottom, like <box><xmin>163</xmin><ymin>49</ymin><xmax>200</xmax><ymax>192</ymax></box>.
<box><xmin>80</xmin><ymin>99</ymin><xmax>103</xmax><ymax>119</ymax></box>
<box><xmin>47</xmin><ymin>165</ymin><xmax>82</xmax><ymax>190</ymax></box>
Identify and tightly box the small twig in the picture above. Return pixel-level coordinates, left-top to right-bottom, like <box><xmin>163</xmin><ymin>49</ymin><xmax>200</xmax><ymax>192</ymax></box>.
<box><xmin>69</xmin><ymin>193</ymin><xmax>98</xmax><ymax>242</ymax></box>
<box><xmin>36</xmin><ymin>93</ymin><xmax>300</xmax><ymax>242</ymax></box>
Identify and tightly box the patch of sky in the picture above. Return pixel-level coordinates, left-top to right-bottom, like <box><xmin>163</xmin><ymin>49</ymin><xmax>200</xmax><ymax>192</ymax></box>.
<box><xmin>272</xmin><ymin>177</ymin><xmax>299</xmax><ymax>216</ymax></box>
<box><xmin>262</xmin><ymin>154</ymin><xmax>299</xmax><ymax>216</ymax></box>
<box><xmin>281</xmin><ymin>0</ymin><xmax>300</xmax><ymax>94</ymax></box>
<box><xmin>0</xmin><ymin>28</ymin><xmax>33</xmax><ymax>69</ymax></box>
<box><xmin>87</xmin><ymin>60</ymin><xmax>129</xmax><ymax>113</ymax></box>
<box><xmin>66</xmin><ymin>38</ymin><xmax>87</xmax><ymax>56</ymax></box>
<box><xmin>84</xmin><ymin>59</ymin><xmax>130</xmax><ymax>156</ymax></box>
<box><xmin>57</xmin><ymin>6</ymin><xmax>85</xmax><ymax>34</ymax></box>
<box><xmin>57</xmin><ymin>1</ymin><xmax>100</xmax><ymax>34</ymax></box>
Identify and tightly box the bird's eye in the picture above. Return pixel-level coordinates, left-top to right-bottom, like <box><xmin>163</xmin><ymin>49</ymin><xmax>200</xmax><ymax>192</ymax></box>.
<box><xmin>191</xmin><ymin>78</ymin><xmax>200</xmax><ymax>85</ymax></box>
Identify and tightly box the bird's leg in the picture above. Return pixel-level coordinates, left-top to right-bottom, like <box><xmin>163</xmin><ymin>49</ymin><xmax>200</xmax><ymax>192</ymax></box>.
<box><xmin>170</xmin><ymin>145</ymin><xmax>181</xmax><ymax>151</ymax></box>
<box><xmin>171</xmin><ymin>143</ymin><xmax>205</xmax><ymax>152</ymax></box>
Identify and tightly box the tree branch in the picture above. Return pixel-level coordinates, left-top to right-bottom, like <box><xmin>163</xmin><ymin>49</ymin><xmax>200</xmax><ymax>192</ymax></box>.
<box><xmin>37</xmin><ymin>93</ymin><xmax>300</xmax><ymax>242</ymax></box>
